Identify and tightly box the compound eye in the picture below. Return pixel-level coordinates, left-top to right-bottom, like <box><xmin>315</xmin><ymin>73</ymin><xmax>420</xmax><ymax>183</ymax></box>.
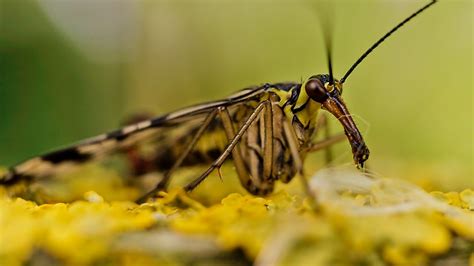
<box><xmin>305</xmin><ymin>79</ymin><xmax>328</xmax><ymax>103</ymax></box>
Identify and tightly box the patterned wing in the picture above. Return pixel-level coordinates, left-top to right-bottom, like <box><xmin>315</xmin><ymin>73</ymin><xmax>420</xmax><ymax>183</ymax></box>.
<box><xmin>0</xmin><ymin>86</ymin><xmax>269</xmax><ymax>186</ymax></box>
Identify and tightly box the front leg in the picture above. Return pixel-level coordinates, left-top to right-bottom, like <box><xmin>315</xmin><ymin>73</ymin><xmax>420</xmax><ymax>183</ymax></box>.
<box><xmin>282</xmin><ymin>118</ymin><xmax>320</xmax><ymax>211</ymax></box>
<box><xmin>316</xmin><ymin>113</ymin><xmax>334</xmax><ymax>165</ymax></box>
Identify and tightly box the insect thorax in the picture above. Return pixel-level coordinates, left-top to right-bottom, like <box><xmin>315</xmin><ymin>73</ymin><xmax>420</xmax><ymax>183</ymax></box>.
<box><xmin>269</xmin><ymin>82</ymin><xmax>322</xmax><ymax>145</ymax></box>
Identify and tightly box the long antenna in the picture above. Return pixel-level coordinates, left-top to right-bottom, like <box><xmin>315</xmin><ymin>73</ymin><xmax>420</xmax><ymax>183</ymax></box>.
<box><xmin>340</xmin><ymin>0</ymin><xmax>437</xmax><ymax>84</ymax></box>
<box><xmin>313</xmin><ymin>1</ymin><xmax>335</xmax><ymax>85</ymax></box>
<box><xmin>325</xmin><ymin>27</ymin><xmax>334</xmax><ymax>85</ymax></box>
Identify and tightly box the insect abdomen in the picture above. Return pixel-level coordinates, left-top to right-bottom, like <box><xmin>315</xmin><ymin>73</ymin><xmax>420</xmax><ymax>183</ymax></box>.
<box><xmin>126</xmin><ymin>118</ymin><xmax>229</xmax><ymax>175</ymax></box>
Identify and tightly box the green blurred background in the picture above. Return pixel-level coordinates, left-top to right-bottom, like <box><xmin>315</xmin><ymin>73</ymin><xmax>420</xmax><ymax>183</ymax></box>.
<box><xmin>0</xmin><ymin>0</ymin><xmax>472</xmax><ymax>190</ymax></box>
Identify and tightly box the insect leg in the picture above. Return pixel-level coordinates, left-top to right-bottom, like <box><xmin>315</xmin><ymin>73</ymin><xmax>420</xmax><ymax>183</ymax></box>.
<box><xmin>282</xmin><ymin>118</ymin><xmax>319</xmax><ymax>211</ymax></box>
<box><xmin>304</xmin><ymin>133</ymin><xmax>345</xmax><ymax>153</ymax></box>
<box><xmin>251</xmin><ymin>99</ymin><xmax>276</xmax><ymax>194</ymax></box>
<box><xmin>218</xmin><ymin>106</ymin><xmax>257</xmax><ymax>189</ymax></box>
<box><xmin>221</xmin><ymin>101</ymin><xmax>275</xmax><ymax>194</ymax></box>
<box><xmin>262</xmin><ymin>98</ymin><xmax>274</xmax><ymax>180</ymax></box>
<box><xmin>184</xmin><ymin>101</ymin><xmax>269</xmax><ymax>192</ymax></box>
<box><xmin>136</xmin><ymin>109</ymin><xmax>219</xmax><ymax>203</ymax></box>
<box><xmin>318</xmin><ymin>113</ymin><xmax>334</xmax><ymax>164</ymax></box>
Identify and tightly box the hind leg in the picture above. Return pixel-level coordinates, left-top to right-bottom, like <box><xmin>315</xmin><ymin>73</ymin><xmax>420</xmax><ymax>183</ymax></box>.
<box><xmin>136</xmin><ymin>109</ymin><xmax>219</xmax><ymax>203</ymax></box>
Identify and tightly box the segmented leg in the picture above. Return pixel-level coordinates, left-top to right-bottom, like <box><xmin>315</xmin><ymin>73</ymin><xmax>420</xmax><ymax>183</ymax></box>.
<box><xmin>218</xmin><ymin>106</ymin><xmax>255</xmax><ymax>189</ymax></box>
<box><xmin>282</xmin><ymin>118</ymin><xmax>320</xmax><ymax>210</ymax></box>
<box><xmin>261</xmin><ymin>99</ymin><xmax>274</xmax><ymax>180</ymax></box>
<box><xmin>136</xmin><ymin>109</ymin><xmax>219</xmax><ymax>203</ymax></box>
<box><xmin>317</xmin><ymin>113</ymin><xmax>333</xmax><ymax>164</ymax></box>
<box><xmin>304</xmin><ymin>133</ymin><xmax>346</xmax><ymax>153</ymax></box>
<box><xmin>220</xmin><ymin>101</ymin><xmax>275</xmax><ymax>195</ymax></box>
<box><xmin>184</xmin><ymin>101</ymin><xmax>268</xmax><ymax>192</ymax></box>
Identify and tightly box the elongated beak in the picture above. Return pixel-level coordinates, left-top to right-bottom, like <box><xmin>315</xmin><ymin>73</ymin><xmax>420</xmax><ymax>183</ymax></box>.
<box><xmin>322</xmin><ymin>95</ymin><xmax>370</xmax><ymax>168</ymax></box>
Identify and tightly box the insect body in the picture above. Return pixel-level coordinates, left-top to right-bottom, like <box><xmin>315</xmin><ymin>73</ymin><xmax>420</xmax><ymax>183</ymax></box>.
<box><xmin>1</xmin><ymin>78</ymin><xmax>363</xmax><ymax>197</ymax></box>
<box><xmin>0</xmin><ymin>1</ymin><xmax>436</xmax><ymax>204</ymax></box>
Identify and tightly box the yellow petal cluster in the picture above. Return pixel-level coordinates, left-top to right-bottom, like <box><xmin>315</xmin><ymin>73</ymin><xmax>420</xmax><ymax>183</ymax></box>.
<box><xmin>0</xmin><ymin>166</ymin><xmax>472</xmax><ymax>266</ymax></box>
<box><xmin>0</xmin><ymin>192</ymin><xmax>155</xmax><ymax>265</ymax></box>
